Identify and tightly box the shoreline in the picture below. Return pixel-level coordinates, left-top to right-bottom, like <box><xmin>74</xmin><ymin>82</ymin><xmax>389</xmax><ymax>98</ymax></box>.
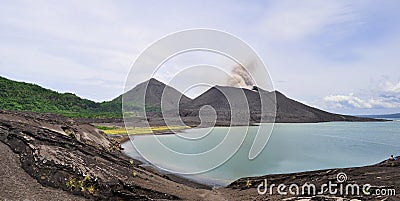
<box><xmin>106</xmin><ymin>128</ymin><xmax>216</xmax><ymax>190</ymax></box>
<box><xmin>117</xmin><ymin>133</ymin><xmax>216</xmax><ymax>190</ymax></box>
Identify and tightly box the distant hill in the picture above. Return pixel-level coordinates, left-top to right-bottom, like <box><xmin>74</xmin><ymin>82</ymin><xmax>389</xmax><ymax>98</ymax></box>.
<box><xmin>360</xmin><ymin>113</ymin><xmax>400</xmax><ymax>119</ymax></box>
<box><xmin>0</xmin><ymin>76</ymin><xmax>120</xmax><ymax>118</ymax></box>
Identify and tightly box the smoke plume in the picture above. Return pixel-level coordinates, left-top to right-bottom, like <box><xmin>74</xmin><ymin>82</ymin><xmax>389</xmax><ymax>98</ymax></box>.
<box><xmin>227</xmin><ymin>64</ymin><xmax>255</xmax><ymax>88</ymax></box>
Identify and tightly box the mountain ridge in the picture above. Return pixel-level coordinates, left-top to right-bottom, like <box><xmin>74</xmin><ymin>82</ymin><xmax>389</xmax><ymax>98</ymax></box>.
<box><xmin>179</xmin><ymin>84</ymin><xmax>379</xmax><ymax>123</ymax></box>
<box><xmin>0</xmin><ymin>76</ymin><xmax>384</xmax><ymax>123</ymax></box>
<box><xmin>120</xmin><ymin>78</ymin><xmax>191</xmax><ymax>112</ymax></box>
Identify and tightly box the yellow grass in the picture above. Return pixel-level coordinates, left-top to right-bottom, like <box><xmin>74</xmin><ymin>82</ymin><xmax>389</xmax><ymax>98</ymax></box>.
<box><xmin>100</xmin><ymin>126</ymin><xmax>190</xmax><ymax>135</ymax></box>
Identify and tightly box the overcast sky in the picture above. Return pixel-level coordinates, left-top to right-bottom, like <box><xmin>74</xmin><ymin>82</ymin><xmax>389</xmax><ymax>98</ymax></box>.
<box><xmin>1</xmin><ymin>0</ymin><xmax>399</xmax><ymax>115</ymax></box>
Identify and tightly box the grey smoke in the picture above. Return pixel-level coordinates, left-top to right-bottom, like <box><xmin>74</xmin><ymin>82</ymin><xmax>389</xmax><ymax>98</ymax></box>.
<box><xmin>227</xmin><ymin>64</ymin><xmax>255</xmax><ymax>88</ymax></box>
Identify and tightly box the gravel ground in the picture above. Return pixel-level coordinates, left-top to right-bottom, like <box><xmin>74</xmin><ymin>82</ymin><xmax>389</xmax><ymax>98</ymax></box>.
<box><xmin>0</xmin><ymin>142</ymin><xmax>86</xmax><ymax>201</ymax></box>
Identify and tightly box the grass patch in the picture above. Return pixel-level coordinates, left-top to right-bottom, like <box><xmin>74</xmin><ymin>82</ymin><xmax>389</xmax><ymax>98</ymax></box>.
<box><xmin>95</xmin><ymin>125</ymin><xmax>118</xmax><ymax>130</ymax></box>
<box><xmin>97</xmin><ymin>125</ymin><xmax>190</xmax><ymax>135</ymax></box>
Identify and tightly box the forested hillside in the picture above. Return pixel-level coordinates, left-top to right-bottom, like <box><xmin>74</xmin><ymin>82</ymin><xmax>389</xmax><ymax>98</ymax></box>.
<box><xmin>0</xmin><ymin>76</ymin><xmax>121</xmax><ymax>118</ymax></box>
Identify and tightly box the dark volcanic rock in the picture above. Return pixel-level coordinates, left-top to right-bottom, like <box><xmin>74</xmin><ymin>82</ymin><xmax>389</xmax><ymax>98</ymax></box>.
<box><xmin>0</xmin><ymin>142</ymin><xmax>86</xmax><ymax>200</ymax></box>
<box><xmin>179</xmin><ymin>86</ymin><xmax>276</xmax><ymax>126</ymax></box>
<box><xmin>0</xmin><ymin>110</ymin><xmax>180</xmax><ymax>200</ymax></box>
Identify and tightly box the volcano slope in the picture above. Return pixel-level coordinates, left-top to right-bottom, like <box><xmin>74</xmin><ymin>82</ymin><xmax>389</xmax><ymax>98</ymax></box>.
<box><xmin>178</xmin><ymin>85</ymin><xmax>382</xmax><ymax>126</ymax></box>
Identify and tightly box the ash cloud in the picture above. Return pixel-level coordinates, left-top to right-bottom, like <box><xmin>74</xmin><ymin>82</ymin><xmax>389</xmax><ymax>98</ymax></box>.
<box><xmin>227</xmin><ymin>64</ymin><xmax>255</xmax><ymax>88</ymax></box>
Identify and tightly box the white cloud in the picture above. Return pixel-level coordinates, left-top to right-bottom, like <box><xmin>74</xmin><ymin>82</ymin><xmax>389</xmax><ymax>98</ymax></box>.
<box><xmin>324</xmin><ymin>93</ymin><xmax>399</xmax><ymax>109</ymax></box>
<box><xmin>324</xmin><ymin>93</ymin><xmax>371</xmax><ymax>108</ymax></box>
<box><xmin>383</xmin><ymin>81</ymin><xmax>400</xmax><ymax>93</ymax></box>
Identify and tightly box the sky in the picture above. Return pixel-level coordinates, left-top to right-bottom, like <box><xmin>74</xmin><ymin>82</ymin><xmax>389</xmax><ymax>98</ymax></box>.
<box><xmin>0</xmin><ymin>0</ymin><xmax>399</xmax><ymax>115</ymax></box>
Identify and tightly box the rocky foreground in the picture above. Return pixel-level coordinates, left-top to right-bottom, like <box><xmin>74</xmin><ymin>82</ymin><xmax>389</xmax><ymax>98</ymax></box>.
<box><xmin>0</xmin><ymin>110</ymin><xmax>220</xmax><ymax>200</ymax></box>
<box><xmin>0</xmin><ymin>110</ymin><xmax>398</xmax><ymax>200</ymax></box>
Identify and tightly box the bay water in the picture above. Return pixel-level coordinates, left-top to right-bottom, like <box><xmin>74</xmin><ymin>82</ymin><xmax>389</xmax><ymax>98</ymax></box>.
<box><xmin>122</xmin><ymin>120</ymin><xmax>400</xmax><ymax>187</ymax></box>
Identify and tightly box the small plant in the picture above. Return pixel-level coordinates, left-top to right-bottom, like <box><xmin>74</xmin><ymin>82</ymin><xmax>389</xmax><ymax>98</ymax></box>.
<box><xmin>83</xmin><ymin>175</ymin><xmax>91</xmax><ymax>182</ymax></box>
<box><xmin>77</xmin><ymin>180</ymin><xmax>85</xmax><ymax>191</ymax></box>
<box><xmin>66</xmin><ymin>175</ymin><xmax>97</xmax><ymax>195</ymax></box>
<box><xmin>87</xmin><ymin>185</ymin><xmax>96</xmax><ymax>195</ymax></box>
<box><xmin>130</xmin><ymin>160</ymin><xmax>134</xmax><ymax>165</ymax></box>
<box><xmin>245</xmin><ymin>179</ymin><xmax>252</xmax><ymax>188</ymax></box>
<box><xmin>66</xmin><ymin>177</ymin><xmax>77</xmax><ymax>190</ymax></box>
<box><xmin>133</xmin><ymin>171</ymin><xmax>137</xmax><ymax>177</ymax></box>
<box><xmin>63</xmin><ymin>127</ymin><xmax>76</xmax><ymax>138</ymax></box>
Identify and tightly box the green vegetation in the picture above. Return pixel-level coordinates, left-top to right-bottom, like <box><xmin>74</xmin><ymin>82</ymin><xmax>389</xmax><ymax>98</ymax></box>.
<box><xmin>0</xmin><ymin>76</ymin><xmax>122</xmax><ymax>118</ymax></box>
<box><xmin>66</xmin><ymin>175</ymin><xmax>97</xmax><ymax>195</ymax></box>
<box><xmin>94</xmin><ymin>125</ymin><xmax>118</xmax><ymax>130</ymax></box>
<box><xmin>64</xmin><ymin>128</ymin><xmax>76</xmax><ymax>138</ymax></box>
<box><xmin>96</xmin><ymin>125</ymin><xmax>190</xmax><ymax>135</ymax></box>
<box><xmin>66</xmin><ymin>178</ymin><xmax>77</xmax><ymax>189</ymax></box>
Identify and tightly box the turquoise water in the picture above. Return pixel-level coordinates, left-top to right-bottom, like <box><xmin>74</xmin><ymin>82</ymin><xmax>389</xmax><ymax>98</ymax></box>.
<box><xmin>122</xmin><ymin>121</ymin><xmax>400</xmax><ymax>187</ymax></box>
